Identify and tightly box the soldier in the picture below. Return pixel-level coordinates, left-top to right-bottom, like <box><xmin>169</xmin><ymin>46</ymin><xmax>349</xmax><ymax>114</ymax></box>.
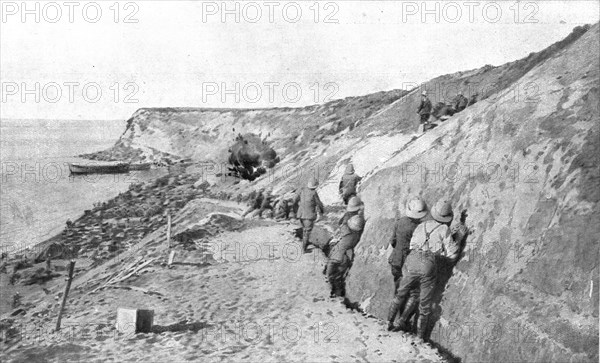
<box><xmin>452</xmin><ymin>92</ymin><xmax>469</xmax><ymax>113</ymax></box>
<box><xmin>293</xmin><ymin>177</ymin><xmax>325</xmax><ymax>253</ymax></box>
<box><xmin>388</xmin><ymin>199</ymin><xmax>464</xmax><ymax>341</ymax></box>
<box><xmin>417</xmin><ymin>91</ymin><xmax>433</xmax><ymax>130</ymax></box>
<box><xmin>326</xmin><ymin>197</ymin><xmax>365</xmax><ymax>297</ymax></box>
<box><xmin>339</xmin><ymin>164</ymin><xmax>362</xmax><ymax>205</ymax></box>
<box><xmin>391</xmin><ymin>209</ymin><xmax>470</xmax><ymax>334</ymax></box>
<box><xmin>273</xmin><ymin>193</ymin><xmax>290</xmax><ymax>220</ymax></box>
<box><xmin>388</xmin><ymin>198</ymin><xmax>428</xmax><ymax>291</ymax></box>
<box><xmin>273</xmin><ymin>190</ymin><xmax>297</xmax><ymax>221</ymax></box>
<box><xmin>241</xmin><ymin>188</ymin><xmax>265</xmax><ymax>218</ymax></box>
<box><xmin>257</xmin><ymin>187</ymin><xmax>275</xmax><ymax>218</ymax></box>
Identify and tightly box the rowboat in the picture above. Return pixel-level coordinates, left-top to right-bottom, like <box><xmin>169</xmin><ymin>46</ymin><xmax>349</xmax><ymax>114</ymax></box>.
<box><xmin>68</xmin><ymin>162</ymin><xmax>130</xmax><ymax>175</ymax></box>
<box><xmin>129</xmin><ymin>162</ymin><xmax>153</xmax><ymax>171</ymax></box>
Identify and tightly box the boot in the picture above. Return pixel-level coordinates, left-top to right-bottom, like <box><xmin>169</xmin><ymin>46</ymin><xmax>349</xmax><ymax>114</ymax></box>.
<box><xmin>395</xmin><ymin>295</ymin><xmax>419</xmax><ymax>332</ymax></box>
<box><xmin>386</xmin><ymin>298</ymin><xmax>404</xmax><ymax>331</ymax></box>
<box><xmin>417</xmin><ymin>315</ymin><xmax>430</xmax><ymax>342</ymax></box>
<box><xmin>302</xmin><ymin>234</ymin><xmax>310</xmax><ymax>253</ymax></box>
<box><xmin>387</xmin><ymin>321</ymin><xmax>395</xmax><ymax>332</ymax></box>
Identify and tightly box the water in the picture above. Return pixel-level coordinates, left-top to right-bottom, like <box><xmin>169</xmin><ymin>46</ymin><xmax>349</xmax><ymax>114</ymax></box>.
<box><xmin>0</xmin><ymin>119</ymin><xmax>164</xmax><ymax>254</ymax></box>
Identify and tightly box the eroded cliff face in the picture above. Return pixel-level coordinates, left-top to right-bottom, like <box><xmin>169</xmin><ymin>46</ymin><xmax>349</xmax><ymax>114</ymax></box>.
<box><xmin>347</xmin><ymin>24</ymin><xmax>599</xmax><ymax>362</ymax></box>
<box><xmin>97</xmin><ymin>89</ymin><xmax>406</xmax><ymax>165</ymax></box>
<box><xmin>97</xmin><ymin>24</ymin><xmax>599</xmax><ymax>361</ymax></box>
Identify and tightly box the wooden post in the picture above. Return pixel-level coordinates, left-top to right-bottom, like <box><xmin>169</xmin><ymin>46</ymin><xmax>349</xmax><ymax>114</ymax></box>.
<box><xmin>167</xmin><ymin>214</ymin><xmax>172</xmax><ymax>249</ymax></box>
<box><xmin>168</xmin><ymin>251</ymin><xmax>176</xmax><ymax>268</ymax></box>
<box><xmin>56</xmin><ymin>260</ymin><xmax>76</xmax><ymax>331</ymax></box>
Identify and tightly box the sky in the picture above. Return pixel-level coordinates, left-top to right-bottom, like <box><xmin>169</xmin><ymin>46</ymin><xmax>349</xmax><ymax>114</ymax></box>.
<box><xmin>1</xmin><ymin>0</ymin><xmax>599</xmax><ymax>120</ymax></box>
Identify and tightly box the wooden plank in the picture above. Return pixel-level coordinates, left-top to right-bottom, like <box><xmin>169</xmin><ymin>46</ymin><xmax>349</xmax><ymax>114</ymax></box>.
<box><xmin>109</xmin><ymin>285</ymin><xmax>163</xmax><ymax>296</ymax></box>
<box><xmin>167</xmin><ymin>214</ymin><xmax>172</xmax><ymax>249</ymax></box>
<box><xmin>109</xmin><ymin>258</ymin><xmax>156</xmax><ymax>284</ymax></box>
<box><xmin>90</xmin><ymin>258</ymin><xmax>156</xmax><ymax>293</ymax></box>
<box><xmin>56</xmin><ymin>260</ymin><xmax>76</xmax><ymax>331</ymax></box>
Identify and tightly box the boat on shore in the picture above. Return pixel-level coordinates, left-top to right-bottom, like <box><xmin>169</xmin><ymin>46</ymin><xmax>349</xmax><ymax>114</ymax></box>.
<box><xmin>129</xmin><ymin>162</ymin><xmax>154</xmax><ymax>171</ymax></box>
<box><xmin>68</xmin><ymin>162</ymin><xmax>130</xmax><ymax>175</ymax></box>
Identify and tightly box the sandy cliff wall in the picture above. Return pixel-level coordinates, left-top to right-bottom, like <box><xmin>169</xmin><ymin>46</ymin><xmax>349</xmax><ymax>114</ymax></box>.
<box><xmin>347</xmin><ymin>24</ymin><xmax>599</xmax><ymax>362</ymax></box>
<box><xmin>99</xmin><ymin>24</ymin><xmax>599</xmax><ymax>361</ymax></box>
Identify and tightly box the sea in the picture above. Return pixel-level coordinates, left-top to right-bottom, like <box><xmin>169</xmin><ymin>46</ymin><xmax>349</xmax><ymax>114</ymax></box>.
<box><xmin>0</xmin><ymin>119</ymin><xmax>165</xmax><ymax>256</ymax></box>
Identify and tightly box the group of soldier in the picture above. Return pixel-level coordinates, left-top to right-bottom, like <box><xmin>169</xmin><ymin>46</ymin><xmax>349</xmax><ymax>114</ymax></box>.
<box><xmin>417</xmin><ymin>90</ymin><xmax>473</xmax><ymax>132</ymax></box>
<box><xmin>241</xmin><ymin>162</ymin><xmax>467</xmax><ymax>342</ymax></box>
<box><xmin>240</xmin><ymin>187</ymin><xmax>295</xmax><ymax>221</ymax></box>
<box><xmin>240</xmin><ymin>164</ymin><xmax>365</xmax><ymax>297</ymax></box>
<box><xmin>386</xmin><ymin>197</ymin><xmax>468</xmax><ymax>341</ymax></box>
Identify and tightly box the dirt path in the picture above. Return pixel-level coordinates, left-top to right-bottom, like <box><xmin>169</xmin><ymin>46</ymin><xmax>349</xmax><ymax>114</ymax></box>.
<box><xmin>4</xmin><ymin>220</ymin><xmax>447</xmax><ymax>362</ymax></box>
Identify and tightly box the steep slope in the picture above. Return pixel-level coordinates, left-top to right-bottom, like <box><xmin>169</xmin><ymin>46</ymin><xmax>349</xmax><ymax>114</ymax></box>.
<box><xmin>78</xmin><ymin>24</ymin><xmax>599</xmax><ymax>362</ymax></box>
<box><xmin>353</xmin><ymin>24</ymin><xmax>593</xmax><ymax>136</ymax></box>
<box><xmin>346</xmin><ymin>23</ymin><xmax>599</xmax><ymax>362</ymax></box>
<box><xmin>84</xmin><ymin>90</ymin><xmax>406</xmax><ymax>164</ymax></box>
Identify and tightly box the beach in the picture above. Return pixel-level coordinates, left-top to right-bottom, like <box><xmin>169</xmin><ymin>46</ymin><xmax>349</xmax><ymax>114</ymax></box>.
<box><xmin>1</xmin><ymin>179</ymin><xmax>448</xmax><ymax>362</ymax></box>
<box><xmin>0</xmin><ymin>119</ymin><xmax>165</xmax><ymax>252</ymax></box>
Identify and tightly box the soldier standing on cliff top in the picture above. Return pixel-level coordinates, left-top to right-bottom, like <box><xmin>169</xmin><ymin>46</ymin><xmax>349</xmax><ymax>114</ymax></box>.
<box><xmin>339</xmin><ymin>164</ymin><xmax>362</xmax><ymax>205</ymax></box>
<box><xmin>417</xmin><ymin>91</ymin><xmax>432</xmax><ymax>131</ymax></box>
<box><xmin>293</xmin><ymin>177</ymin><xmax>325</xmax><ymax>253</ymax></box>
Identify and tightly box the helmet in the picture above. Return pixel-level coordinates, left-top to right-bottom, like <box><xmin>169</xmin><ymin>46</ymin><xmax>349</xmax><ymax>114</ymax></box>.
<box><xmin>431</xmin><ymin>200</ymin><xmax>453</xmax><ymax>223</ymax></box>
<box><xmin>347</xmin><ymin>215</ymin><xmax>365</xmax><ymax>232</ymax></box>
<box><xmin>307</xmin><ymin>177</ymin><xmax>318</xmax><ymax>189</ymax></box>
<box><xmin>405</xmin><ymin>198</ymin><xmax>428</xmax><ymax>219</ymax></box>
<box><xmin>422</xmin><ymin>91</ymin><xmax>428</xmax><ymax>96</ymax></box>
<box><xmin>345</xmin><ymin>164</ymin><xmax>355</xmax><ymax>174</ymax></box>
<box><xmin>347</xmin><ymin>196</ymin><xmax>363</xmax><ymax>212</ymax></box>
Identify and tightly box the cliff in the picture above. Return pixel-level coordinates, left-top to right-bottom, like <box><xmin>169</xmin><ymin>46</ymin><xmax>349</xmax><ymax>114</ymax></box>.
<box><xmin>81</xmin><ymin>24</ymin><xmax>599</xmax><ymax>361</ymax></box>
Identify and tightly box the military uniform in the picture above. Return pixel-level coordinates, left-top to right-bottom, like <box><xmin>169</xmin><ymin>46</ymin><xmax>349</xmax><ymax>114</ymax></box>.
<box><xmin>393</xmin><ymin>219</ymin><xmax>460</xmax><ymax>340</ymax></box>
<box><xmin>339</xmin><ymin>165</ymin><xmax>362</xmax><ymax>205</ymax></box>
<box><xmin>273</xmin><ymin>197</ymin><xmax>290</xmax><ymax>220</ymax></box>
<box><xmin>452</xmin><ymin>94</ymin><xmax>468</xmax><ymax>112</ymax></box>
<box><xmin>242</xmin><ymin>191</ymin><xmax>264</xmax><ymax>218</ymax></box>
<box><xmin>257</xmin><ymin>192</ymin><xmax>274</xmax><ymax>218</ymax></box>
<box><xmin>417</xmin><ymin>96</ymin><xmax>433</xmax><ymax>126</ymax></box>
<box><xmin>327</xmin><ymin>211</ymin><xmax>363</xmax><ymax>297</ymax></box>
<box><xmin>388</xmin><ymin>216</ymin><xmax>420</xmax><ymax>291</ymax></box>
<box><xmin>293</xmin><ymin>186</ymin><xmax>324</xmax><ymax>252</ymax></box>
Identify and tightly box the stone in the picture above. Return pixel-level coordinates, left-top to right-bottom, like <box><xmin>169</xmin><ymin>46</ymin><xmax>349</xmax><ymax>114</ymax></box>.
<box><xmin>116</xmin><ymin>308</ymin><xmax>154</xmax><ymax>334</ymax></box>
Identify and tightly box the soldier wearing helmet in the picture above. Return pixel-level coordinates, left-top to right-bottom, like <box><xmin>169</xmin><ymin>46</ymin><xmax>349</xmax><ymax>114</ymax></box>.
<box><xmin>293</xmin><ymin>177</ymin><xmax>325</xmax><ymax>253</ymax></box>
<box><xmin>326</xmin><ymin>196</ymin><xmax>365</xmax><ymax>297</ymax></box>
<box><xmin>387</xmin><ymin>197</ymin><xmax>428</xmax><ymax>331</ymax></box>
<box><xmin>388</xmin><ymin>197</ymin><xmax>428</xmax><ymax>289</ymax></box>
<box><xmin>417</xmin><ymin>91</ymin><xmax>433</xmax><ymax>131</ymax></box>
<box><xmin>339</xmin><ymin>163</ymin><xmax>362</xmax><ymax>205</ymax></box>
<box><xmin>390</xmin><ymin>199</ymin><xmax>464</xmax><ymax>341</ymax></box>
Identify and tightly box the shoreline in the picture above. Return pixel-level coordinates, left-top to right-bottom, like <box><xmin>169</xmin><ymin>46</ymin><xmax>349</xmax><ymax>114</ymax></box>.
<box><xmin>1</xmin><ymin>163</ymin><xmax>168</xmax><ymax>256</ymax></box>
<box><xmin>0</xmin><ymin>158</ymin><xmax>455</xmax><ymax>361</ymax></box>
<box><xmin>0</xmin><ymin>180</ymin><xmax>453</xmax><ymax>362</ymax></box>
